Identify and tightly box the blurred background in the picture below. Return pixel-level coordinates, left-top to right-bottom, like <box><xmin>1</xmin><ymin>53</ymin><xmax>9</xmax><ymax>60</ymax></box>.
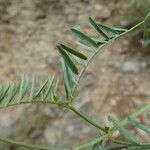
<box><xmin>0</xmin><ymin>0</ymin><xmax>149</xmax><ymax>149</ymax></box>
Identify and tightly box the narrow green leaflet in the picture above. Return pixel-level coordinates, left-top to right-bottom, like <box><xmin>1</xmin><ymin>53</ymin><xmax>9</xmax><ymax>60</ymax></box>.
<box><xmin>44</xmin><ymin>75</ymin><xmax>55</xmax><ymax>100</ymax></box>
<box><xmin>60</xmin><ymin>44</ymin><xmax>88</xmax><ymax>60</ymax></box>
<box><xmin>0</xmin><ymin>85</ymin><xmax>10</xmax><ymax>103</ymax></box>
<box><xmin>29</xmin><ymin>75</ymin><xmax>36</xmax><ymax>101</ymax></box>
<box><xmin>33</xmin><ymin>79</ymin><xmax>48</xmax><ymax>100</ymax></box>
<box><xmin>112</xmin><ymin>139</ymin><xmax>137</xmax><ymax>147</ymax></box>
<box><xmin>75</xmin><ymin>41</ymin><xmax>94</xmax><ymax>52</ymax></box>
<box><xmin>108</xmin><ymin>116</ymin><xmax>140</xmax><ymax>144</ymax></box>
<box><xmin>0</xmin><ymin>86</ymin><xmax>3</xmax><ymax>102</ymax></box>
<box><xmin>66</xmin><ymin>63</ymin><xmax>78</xmax><ymax>84</ymax></box>
<box><xmin>71</xmin><ymin>28</ymin><xmax>99</xmax><ymax>48</ymax></box>
<box><xmin>96</xmin><ymin>41</ymin><xmax>106</xmax><ymax>46</ymax></box>
<box><xmin>17</xmin><ymin>75</ymin><xmax>29</xmax><ymax>103</ymax></box>
<box><xmin>18</xmin><ymin>75</ymin><xmax>25</xmax><ymax>102</ymax></box>
<box><xmin>6</xmin><ymin>83</ymin><xmax>18</xmax><ymax>105</ymax></box>
<box><xmin>71</xmin><ymin>55</ymin><xmax>86</xmax><ymax>66</ymax></box>
<box><xmin>0</xmin><ymin>85</ymin><xmax>4</xmax><ymax>103</ymax></box>
<box><xmin>97</xmin><ymin>24</ymin><xmax>127</xmax><ymax>35</ymax></box>
<box><xmin>39</xmin><ymin>80</ymin><xmax>45</xmax><ymax>100</ymax></box>
<box><xmin>61</xmin><ymin>58</ymin><xmax>73</xmax><ymax>99</ymax></box>
<box><xmin>89</xmin><ymin>17</ymin><xmax>109</xmax><ymax>40</ymax></box>
<box><xmin>128</xmin><ymin>117</ymin><xmax>150</xmax><ymax>134</ymax></box>
<box><xmin>57</xmin><ymin>45</ymin><xmax>78</xmax><ymax>75</ymax></box>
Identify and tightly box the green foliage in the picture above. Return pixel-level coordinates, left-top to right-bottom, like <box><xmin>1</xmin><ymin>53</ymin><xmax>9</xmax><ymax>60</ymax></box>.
<box><xmin>108</xmin><ymin>116</ymin><xmax>140</xmax><ymax>145</ymax></box>
<box><xmin>128</xmin><ymin>117</ymin><xmax>150</xmax><ymax>134</ymax></box>
<box><xmin>0</xmin><ymin>12</ymin><xmax>149</xmax><ymax>150</ymax></box>
<box><xmin>0</xmin><ymin>74</ymin><xmax>59</xmax><ymax>108</ymax></box>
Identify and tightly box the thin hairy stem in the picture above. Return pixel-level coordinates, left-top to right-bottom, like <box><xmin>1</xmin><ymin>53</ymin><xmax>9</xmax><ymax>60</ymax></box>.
<box><xmin>69</xmin><ymin>105</ymin><xmax>106</xmax><ymax>132</ymax></box>
<box><xmin>0</xmin><ymin>99</ymin><xmax>70</xmax><ymax>110</ymax></box>
<box><xmin>74</xmin><ymin>135</ymin><xmax>107</xmax><ymax>150</ymax></box>
<box><xmin>0</xmin><ymin>136</ymin><xmax>69</xmax><ymax>150</ymax></box>
<box><xmin>0</xmin><ymin>100</ymin><xmax>54</xmax><ymax>109</ymax></box>
<box><xmin>0</xmin><ymin>100</ymin><xmax>105</xmax><ymax>131</ymax></box>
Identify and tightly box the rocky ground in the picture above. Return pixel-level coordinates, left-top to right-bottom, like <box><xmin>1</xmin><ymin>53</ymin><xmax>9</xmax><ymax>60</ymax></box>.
<box><xmin>0</xmin><ymin>0</ymin><xmax>149</xmax><ymax>149</ymax></box>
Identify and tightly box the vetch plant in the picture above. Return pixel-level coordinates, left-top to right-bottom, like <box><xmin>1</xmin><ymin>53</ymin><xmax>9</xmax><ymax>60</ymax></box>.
<box><xmin>0</xmin><ymin>12</ymin><xmax>150</xmax><ymax>150</ymax></box>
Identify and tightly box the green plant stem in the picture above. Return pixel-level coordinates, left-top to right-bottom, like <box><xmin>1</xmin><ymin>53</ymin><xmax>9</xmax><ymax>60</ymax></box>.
<box><xmin>0</xmin><ymin>136</ymin><xmax>69</xmax><ymax>150</ymax></box>
<box><xmin>0</xmin><ymin>100</ymin><xmax>54</xmax><ymax>109</ymax></box>
<box><xmin>0</xmin><ymin>101</ymin><xmax>106</xmax><ymax>132</ymax></box>
<box><xmin>69</xmin><ymin>105</ymin><xmax>106</xmax><ymax>132</ymax></box>
<box><xmin>1</xmin><ymin>100</ymin><xmax>105</xmax><ymax>132</ymax></box>
<box><xmin>74</xmin><ymin>135</ymin><xmax>107</xmax><ymax>150</ymax></box>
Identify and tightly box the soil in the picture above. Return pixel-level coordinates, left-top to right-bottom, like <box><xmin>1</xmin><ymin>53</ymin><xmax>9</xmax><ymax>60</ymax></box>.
<box><xmin>0</xmin><ymin>0</ymin><xmax>149</xmax><ymax>149</ymax></box>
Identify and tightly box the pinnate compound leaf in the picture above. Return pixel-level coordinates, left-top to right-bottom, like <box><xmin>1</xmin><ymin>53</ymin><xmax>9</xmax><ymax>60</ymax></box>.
<box><xmin>57</xmin><ymin>45</ymin><xmax>78</xmax><ymax>75</ymax></box>
<box><xmin>108</xmin><ymin>116</ymin><xmax>140</xmax><ymax>144</ymax></box>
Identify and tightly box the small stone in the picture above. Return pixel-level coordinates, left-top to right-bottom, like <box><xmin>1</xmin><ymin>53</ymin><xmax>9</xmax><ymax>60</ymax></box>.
<box><xmin>94</xmin><ymin>4</ymin><xmax>102</xmax><ymax>11</ymax></box>
<box><xmin>110</xmin><ymin>99</ymin><xmax>117</xmax><ymax>106</ymax></box>
<box><xmin>120</xmin><ymin>60</ymin><xmax>147</xmax><ymax>73</ymax></box>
